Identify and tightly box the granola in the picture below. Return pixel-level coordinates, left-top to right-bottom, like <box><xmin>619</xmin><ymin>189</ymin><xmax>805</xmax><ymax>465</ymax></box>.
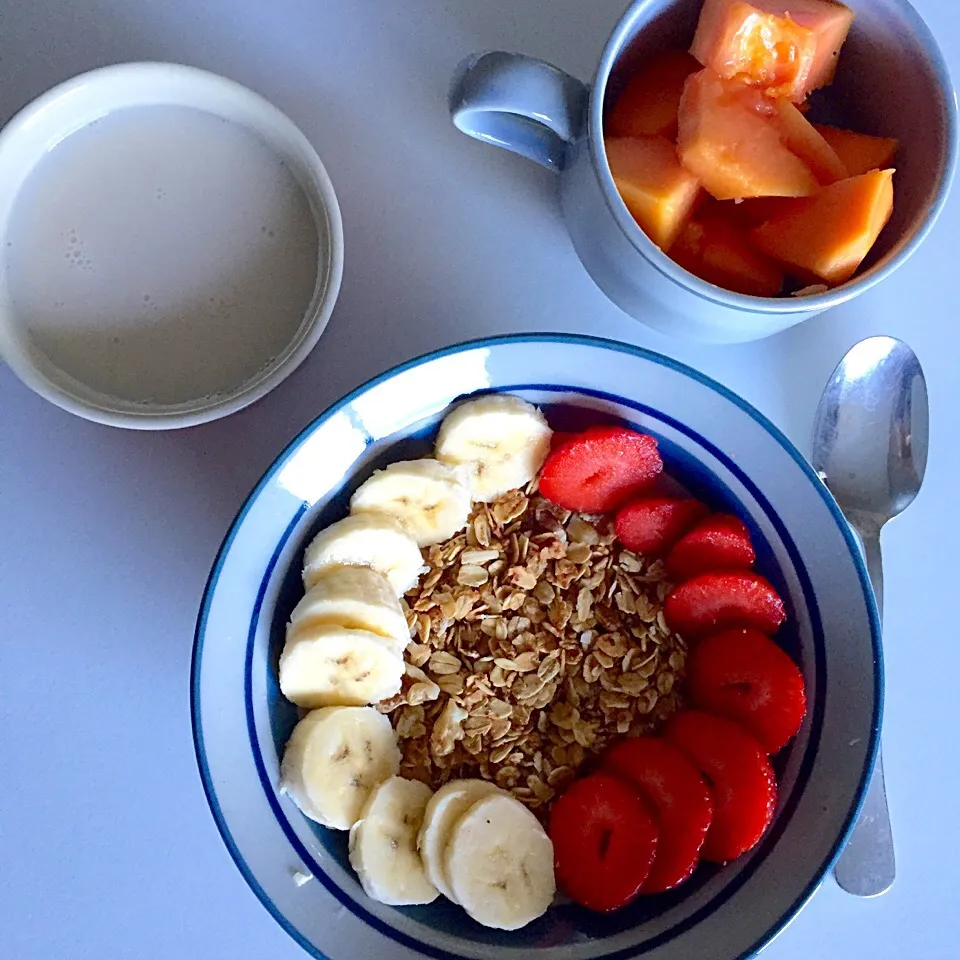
<box><xmin>378</xmin><ymin>487</ymin><xmax>686</xmax><ymax>816</ymax></box>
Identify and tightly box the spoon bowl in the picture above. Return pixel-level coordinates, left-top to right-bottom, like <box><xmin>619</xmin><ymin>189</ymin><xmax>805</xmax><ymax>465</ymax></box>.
<box><xmin>813</xmin><ymin>336</ymin><xmax>929</xmax><ymax>533</ymax></box>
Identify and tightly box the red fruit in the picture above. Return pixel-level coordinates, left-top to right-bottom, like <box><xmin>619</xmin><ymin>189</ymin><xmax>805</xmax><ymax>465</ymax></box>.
<box><xmin>665</xmin><ymin>513</ymin><xmax>756</xmax><ymax>580</ymax></box>
<box><xmin>605</xmin><ymin>737</ymin><xmax>714</xmax><ymax>892</ymax></box>
<box><xmin>539</xmin><ymin>427</ymin><xmax>663</xmax><ymax>514</ymax></box>
<box><xmin>550</xmin><ymin>772</ymin><xmax>659</xmax><ymax>912</ymax></box>
<box><xmin>687</xmin><ymin>628</ymin><xmax>806</xmax><ymax>753</ymax></box>
<box><xmin>664</xmin><ymin>572</ymin><xmax>786</xmax><ymax>638</ymax></box>
<box><xmin>664</xmin><ymin>710</ymin><xmax>777</xmax><ymax>863</ymax></box>
<box><xmin>614</xmin><ymin>497</ymin><xmax>710</xmax><ymax>556</ymax></box>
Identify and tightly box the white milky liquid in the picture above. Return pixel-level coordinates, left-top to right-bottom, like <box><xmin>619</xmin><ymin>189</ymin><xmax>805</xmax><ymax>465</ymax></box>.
<box><xmin>4</xmin><ymin>105</ymin><xmax>321</xmax><ymax>405</ymax></box>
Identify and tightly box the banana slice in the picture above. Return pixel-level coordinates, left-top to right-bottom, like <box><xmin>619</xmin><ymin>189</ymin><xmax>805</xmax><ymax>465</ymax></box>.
<box><xmin>349</xmin><ymin>776</ymin><xmax>440</xmax><ymax>906</ymax></box>
<box><xmin>302</xmin><ymin>513</ymin><xmax>424</xmax><ymax>596</ymax></box>
<box><xmin>279</xmin><ymin>623</ymin><xmax>404</xmax><ymax>708</ymax></box>
<box><xmin>434</xmin><ymin>395</ymin><xmax>553</xmax><ymax>502</ymax></box>
<box><xmin>418</xmin><ymin>778</ymin><xmax>504</xmax><ymax>902</ymax></box>
<box><xmin>288</xmin><ymin>565</ymin><xmax>410</xmax><ymax>652</ymax></box>
<box><xmin>279</xmin><ymin>707</ymin><xmax>401</xmax><ymax>830</ymax></box>
<box><xmin>444</xmin><ymin>793</ymin><xmax>556</xmax><ymax>930</ymax></box>
<box><xmin>349</xmin><ymin>459</ymin><xmax>471</xmax><ymax>547</ymax></box>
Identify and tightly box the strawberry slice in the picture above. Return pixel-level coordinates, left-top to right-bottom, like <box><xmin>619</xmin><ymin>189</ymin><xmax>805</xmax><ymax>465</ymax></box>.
<box><xmin>664</xmin><ymin>572</ymin><xmax>786</xmax><ymax>638</ymax></box>
<box><xmin>605</xmin><ymin>737</ymin><xmax>714</xmax><ymax>892</ymax></box>
<box><xmin>665</xmin><ymin>513</ymin><xmax>756</xmax><ymax>580</ymax></box>
<box><xmin>549</xmin><ymin>772</ymin><xmax>659</xmax><ymax>912</ymax></box>
<box><xmin>614</xmin><ymin>497</ymin><xmax>710</xmax><ymax>556</ymax></box>
<box><xmin>688</xmin><ymin>628</ymin><xmax>807</xmax><ymax>753</ymax></box>
<box><xmin>539</xmin><ymin>427</ymin><xmax>663</xmax><ymax>514</ymax></box>
<box><xmin>664</xmin><ymin>710</ymin><xmax>777</xmax><ymax>863</ymax></box>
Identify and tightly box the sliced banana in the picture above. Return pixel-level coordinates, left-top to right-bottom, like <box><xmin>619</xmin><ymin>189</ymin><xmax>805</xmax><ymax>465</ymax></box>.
<box><xmin>418</xmin><ymin>778</ymin><xmax>504</xmax><ymax>902</ymax></box>
<box><xmin>279</xmin><ymin>623</ymin><xmax>404</xmax><ymax>708</ymax></box>
<box><xmin>279</xmin><ymin>707</ymin><xmax>401</xmax><ymax>830</ymax></box>
<box><xmin>302</xmin><ymin>513</ymin><xmax>424</xmax><ymax>596</ymax></box>
<box><xmin>444</xmin><ymin>793</ymin><xmax>556</xmax><ymax>930</ymax></box>
<box><xmin>288</xmin><ymin>565</ymin><xmax>410</xmax><ymax>652</ymax></box>
<box><xmin>349</xmin><ymin>459</ymin><xmax>471</xmax><ymax>547</ymax></box>
<box><xmin>349</xmin><ymin>776</ymin><xmax>440</xmax><ymax>906</ymax></box>
<box><xmin>434</xmin><ymin>394</ymin><xmax>553</xmax><ymax>502</ymax></box>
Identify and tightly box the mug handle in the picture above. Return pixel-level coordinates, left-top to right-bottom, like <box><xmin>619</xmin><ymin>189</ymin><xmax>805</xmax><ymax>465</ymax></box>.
<box><xmin>450</xmin><ymin>51</ymin><xmax>589</xmax><ymax>172</ymax></box>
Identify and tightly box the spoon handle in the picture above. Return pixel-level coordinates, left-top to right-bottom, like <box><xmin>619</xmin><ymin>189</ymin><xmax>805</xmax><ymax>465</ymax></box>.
<box><xmin>860</xmin><ymin>527</ymin><xmax>884</xmax><ymax>617</ymax></box>
<box><xmin>834</xmin><ymin>750</ymin><xmax>895</xmax><ymax>896</ymax></box>
<box><xmin>833</xmin><ymin>530</ymin><xmax>895</xmax><ymax>896</ymax></box>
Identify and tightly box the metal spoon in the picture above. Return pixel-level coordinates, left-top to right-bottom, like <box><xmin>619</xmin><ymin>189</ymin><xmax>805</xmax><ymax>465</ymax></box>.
<box><xmin>812</xmin><ymin>335</ymin><xmax>929</xmax><ymax>898</ymax></box>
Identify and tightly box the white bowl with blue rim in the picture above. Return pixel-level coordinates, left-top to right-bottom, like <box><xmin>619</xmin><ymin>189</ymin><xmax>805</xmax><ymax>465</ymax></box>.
<box><xmin>191</xmin><ymin>334</ymin><xmax>880</xmax><ymax>960</ymax></box>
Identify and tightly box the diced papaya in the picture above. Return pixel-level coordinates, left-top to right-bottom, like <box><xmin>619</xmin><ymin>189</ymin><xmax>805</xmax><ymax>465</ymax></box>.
<box><xmin>677</xmin><ymin>70</ymin><xmax>820</xmax><ymax>199</ymax></box>
<box><xmin>750</xmin><ymin>169</ymin><xmax>894</xmax><ymax>285</ymax></box>
<box><xmin>607</xmin><ymin>50</ymin><xmax>701</xmax><ymax>141</ymax></box>
<box><xmin>669</xmin><ymin>222</ymin><xmax>706</xmax><ymax>277</ymax></box>
<box><xmin>605</xmin><ymin>136</ymin><xmax>702</xmax><ymax>250</ymax></box>
<box><xmin>669</xmin><ymin>215</ymin><xmax>785</xmax><ymax>296</ymax></box>
<box><xmin>785</xmin><ymin>0</ymin><xmax>855</xmax><ymax>91</ymax></box>
<box><xmin>691</xmin><ymin>0</ymin><xmax>854</xmax><ymax>101</ymax></box>
<box><xmin>691</xmin><ymin>0</ymin><xmax>816</xmax><ymax>100</ymax></box>
<box><xmin>774</xmin><ymin>101</ymin><xmax>848</xmax><ymax>183</ymax></box>
<box><xmin>813</xmin><ymin>124</ymin><xmax>898</xmax><ymax>176</ymax></box>
<box><xmin>683</xmin><ymin>95</ymin><xmax>845</xmax><ymax>186</ymax></box>
<box><xmin>723</xmin><ymin>196</ymin><xmax>794</xmax><ymax>227</ymax></box>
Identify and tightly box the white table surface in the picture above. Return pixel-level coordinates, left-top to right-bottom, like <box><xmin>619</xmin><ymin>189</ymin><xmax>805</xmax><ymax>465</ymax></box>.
<box><xmin>1</xmin><ymin>0</ymin><xmax>958</xmax><ymax>957</ymax></box>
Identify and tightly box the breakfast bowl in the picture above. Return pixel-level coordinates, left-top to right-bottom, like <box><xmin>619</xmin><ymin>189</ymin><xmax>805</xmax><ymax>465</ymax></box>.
<box><xmin>450</xmin><ymin>0</ymin><xmax>957</xmax><ymax>342</ymax></box>
<box><xmin>191</xmin><ymin>334</ymin><xmax>880</xmax><ymax>959</ymax></box>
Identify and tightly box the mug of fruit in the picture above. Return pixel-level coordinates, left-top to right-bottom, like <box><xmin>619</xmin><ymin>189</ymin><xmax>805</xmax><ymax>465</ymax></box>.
<box><xmin>450</xmin><ymin>0</ymin><xmax>957</xmax><ymax>343</ymax></box>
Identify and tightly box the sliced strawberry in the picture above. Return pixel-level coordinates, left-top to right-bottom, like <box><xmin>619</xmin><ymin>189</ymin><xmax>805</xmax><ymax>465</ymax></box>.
<box><xmin>614</xmin><ymin>497</ymin><xmax>710</xmax><ymax>556</ymax></box>
<box><xmin>604</xmin><ymin>737</ymin><xmax>714</xmax><ymax>892</ymax></box>
<box><xmin>539</xmin><ymin>427</ymin><xmax>663</xmax><ymax>514</ymax></box>
<box><xmin>549</xmin><ymin>772</ymin><xmax>659</xmax><ymax>912</ymax></box>
<box><xmin>664</xmin><ymin>710</ymin><xmax>777</xmax><ymax>863</ymax></box>
<box><xmin>687</xmin><ymin>628</ymin><xmax>806</xmax><ymax>753</ymax></box>
<box><xmin>664</xmin><ymin>572</ymin><xmax>786</xmax><ymax>638</ymax></box>
<box><xmin>665</xmin><ymin>513</ymin><xmax>756</xmax><ymax>580</ymax></box>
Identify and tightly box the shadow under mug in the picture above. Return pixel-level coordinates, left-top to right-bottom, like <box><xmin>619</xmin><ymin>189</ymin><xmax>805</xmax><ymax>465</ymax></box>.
<box><xmin>450</xmin><ymin>0</ymin><xmax>958</xmax><ymax>344</ymax></box>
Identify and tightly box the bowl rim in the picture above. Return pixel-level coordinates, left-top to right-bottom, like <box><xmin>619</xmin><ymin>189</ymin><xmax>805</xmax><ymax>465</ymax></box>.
<box><xmin>191</xmin><ymin>332</ymin><xmax>882</xmax><ymax>960</ymax></box>
<box><xmin>0</xmin><ymin>61</ymin><xmax>344</xmax><ymax>430</ymax></box>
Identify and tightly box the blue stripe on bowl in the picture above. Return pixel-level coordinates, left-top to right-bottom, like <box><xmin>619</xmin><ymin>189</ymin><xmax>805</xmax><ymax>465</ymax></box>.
<box><xmin>191</xmin><ymin>507</ymin><xmax>330</xmax><ymax>960</ymax></box>
<box><xmin>193</xmin><ymin>333</ymin><xmax>882</xmax><ymax>960</ymax></box>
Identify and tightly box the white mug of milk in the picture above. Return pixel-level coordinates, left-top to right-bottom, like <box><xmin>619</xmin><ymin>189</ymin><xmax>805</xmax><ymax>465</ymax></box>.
<box><xmin>0</xmin><ymin>63</ymin><xmax>343</xmax><ymax>429</ymax></box>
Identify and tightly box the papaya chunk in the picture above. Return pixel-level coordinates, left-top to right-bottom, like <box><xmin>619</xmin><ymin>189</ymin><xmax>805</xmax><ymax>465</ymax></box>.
<box><xmin>813</xmin><ymin>124</ymin><xmax>898</xmax><ymax>176</ymax></box>
<box><xmin>722</xmin><ymin>196</ymin><xmax>794</xmax><ymax>227</ymax></box>
<box><xmin>774</xmin><ymin>101</ymin><xmax>848</xmax><ymax>183</ymax></box>
<box><xmin>750</xmin><ymin>169</ymin><xmax>894</xmax><ymax>285</ymax></box>
<box><xmin>691</xmin><ymin>0</ymin><xmax>854</xmax><ymax>101</ymax></box>
<box><xmin>605</xmin><ymin>136</ymin><xmax>702</xmax><ymax>250</ymax></box>
<box><xmin>691</xmin><ymin>0</ymin><xmax>816</xmax><ymax>100</ymax></box>
<box><xmin>677</xmin><ymin>70</ymin><xmax>819</xmax><ymax>199</ymax></box>
<box><xmin>783</xmin><ymin>0</ymin><xmax>855</xmax><ymax>91</ymax></box>
<box><xmin>607</xmin><ymin>50</ymin><xmax>701</xmax><ymax>141</ymax></box>
<box><xmin>670</xmin><ymin>215</ymin><xmax>784</xmax><ymax>296</ymax></box>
